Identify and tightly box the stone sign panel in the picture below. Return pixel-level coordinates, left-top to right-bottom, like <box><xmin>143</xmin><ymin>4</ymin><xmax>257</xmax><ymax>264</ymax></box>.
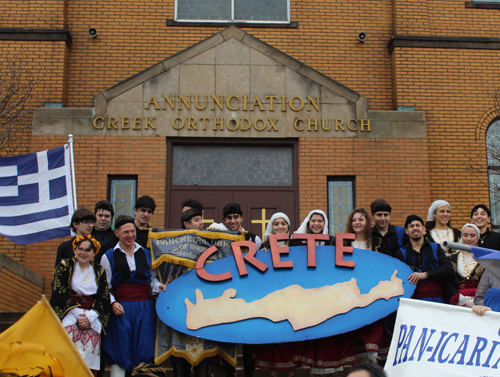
<box><xmin>34</xmin><ymin>27</ymin><xmax>425</xmax><ymax>139</ymax></box>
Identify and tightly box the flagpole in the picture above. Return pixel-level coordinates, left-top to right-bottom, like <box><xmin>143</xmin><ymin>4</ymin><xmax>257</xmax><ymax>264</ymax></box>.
<box><xmin>68</xmin><ymin>134</ymin><xmax>77</xmax><ymax>209</ymax></box>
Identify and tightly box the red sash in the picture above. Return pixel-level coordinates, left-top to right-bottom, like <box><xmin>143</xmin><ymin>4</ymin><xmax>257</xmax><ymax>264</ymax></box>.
<box><xmin>456</xmin><ymin>280</ymin><xmax>479</xmax><ymax>291</ymax></box>
<box><xmin>413</xmin><ymin>280</ymin><xmax>443</xmax><ymax>299</ymax></box>
<box><xmin>69</xmin><ymin>295</ymin><xmax>94</xmax><ymax>310</ymax></box>
<box><xmin>450</xmin><ymin>280</ymin><xmax>479</xmax><ymax>305</ymax></box>
<box><xmin>113</xmin><ymin>283</ymin><xmax>150</xmax><ymax>301</ymax></box>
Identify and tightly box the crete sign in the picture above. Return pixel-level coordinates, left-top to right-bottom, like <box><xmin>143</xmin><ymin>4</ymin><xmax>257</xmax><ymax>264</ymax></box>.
<box><xmin>93</xmin><ymin>94</ymin><xmax>371</xmax><ymax>134</ymax></box>
<box><xmin>156</xmin><ymin>233</ymin><xmax>415</xmax><ymax>344</ymax></box>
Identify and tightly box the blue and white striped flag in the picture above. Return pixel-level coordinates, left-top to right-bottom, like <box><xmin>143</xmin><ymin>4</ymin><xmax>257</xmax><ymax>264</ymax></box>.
<box><xmin>0</xmin><ymin>145</ymin><xmax>75</xmax><ymax>245</ymax></box>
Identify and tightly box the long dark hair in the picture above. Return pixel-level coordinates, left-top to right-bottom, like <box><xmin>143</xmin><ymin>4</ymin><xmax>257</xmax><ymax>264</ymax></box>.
<box><xmin>345</xmin><ymin>208</ymin><xmax>372</xmax><ymax>249</ymax></box>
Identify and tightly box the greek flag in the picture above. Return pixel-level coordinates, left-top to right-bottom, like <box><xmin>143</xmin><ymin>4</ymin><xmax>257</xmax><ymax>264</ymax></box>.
<box><xmin>0</xmin><ymin>145</ymin><xmax>74</xmax><ymax>245</ymax></box>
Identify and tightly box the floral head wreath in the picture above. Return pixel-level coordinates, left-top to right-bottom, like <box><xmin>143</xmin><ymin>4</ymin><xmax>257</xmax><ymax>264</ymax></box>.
<box><xmin>72</xmin><ymin>234</ymin><xmax>101</xmax><ymax>255</ymax></box>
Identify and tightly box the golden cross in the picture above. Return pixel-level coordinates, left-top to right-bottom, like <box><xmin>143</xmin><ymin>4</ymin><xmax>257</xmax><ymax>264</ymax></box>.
<box><xmin>202</xmin><ymin>210</ymin><xmax>214</xmax><ymax>225</ymax></box>
<box><xmin>251</xmin><ymin>208</ymin><xmax>270</xmax><ymax>240</ymax></box>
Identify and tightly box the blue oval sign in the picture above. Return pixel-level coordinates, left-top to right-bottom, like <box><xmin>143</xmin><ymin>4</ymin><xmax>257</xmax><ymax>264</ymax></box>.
<box><xmin>156</xmin><ymin>245</ymin><xmax>416</xmax><ymax>344</ymax></box>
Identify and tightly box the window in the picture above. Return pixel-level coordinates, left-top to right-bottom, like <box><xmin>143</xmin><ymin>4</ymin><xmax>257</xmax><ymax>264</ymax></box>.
<box><xmin>486</xmin><ymin>121</ymin><xmax>500</xmax><ymax>229</ymax></box>
<box><xmin>175</xmin><ymin>0</ymin><xmax>290</xmax><ymax>23</ymax></box>
<box><xmin>108</xmin><ymin>175</ymin><xmax>138</xmax><ymax>227</ymax></box>
<box><xmin>327</xmin><ymin>178</ymin><xmax>355</xmax><ymax>235</ymax></box>
<box><xmin>172</xmin><ymin>145</ymin><xmax>293</xmax><ymax>186</ymax></box>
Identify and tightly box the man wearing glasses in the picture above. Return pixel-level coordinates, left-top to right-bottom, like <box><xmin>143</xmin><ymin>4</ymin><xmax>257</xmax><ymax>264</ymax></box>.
<box><xmin>133</xmin><ymin>195</ymin><xmax>156</xmax><ymax>249</ymax></box>
<box><xmin>54</xmin><ymin>207</ymin><xmax>97</xmax><ymax>267</ymax></box>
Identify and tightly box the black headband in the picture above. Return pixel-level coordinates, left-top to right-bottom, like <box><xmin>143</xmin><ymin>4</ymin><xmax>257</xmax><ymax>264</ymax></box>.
<box><xmin>115</xmin><ymin>218</ymin><xmax>135</xmax><ymax>230</ymax></box>
<box><xmin>372</xmin><ymin>204</ymin><xmax>392</xmax><ymax>214</ymax></box>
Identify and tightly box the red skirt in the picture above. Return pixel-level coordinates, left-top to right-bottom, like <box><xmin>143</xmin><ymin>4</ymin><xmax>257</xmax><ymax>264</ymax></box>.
<box><xmin>255</xmin><ymin>342</ymin><xmax>305</xmax><ymax>369</ymax></box>
<box><xmin>297</xmin><ymin>317</ymin><xmax>393</xmax><ymax>369</ymax></box>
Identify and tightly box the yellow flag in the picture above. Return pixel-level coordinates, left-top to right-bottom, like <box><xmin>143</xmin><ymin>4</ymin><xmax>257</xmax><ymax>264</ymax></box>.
<box><xmin>0</xmin><ymin>296</ymin><xmax>93</xmax><ymax>377</ymax></box>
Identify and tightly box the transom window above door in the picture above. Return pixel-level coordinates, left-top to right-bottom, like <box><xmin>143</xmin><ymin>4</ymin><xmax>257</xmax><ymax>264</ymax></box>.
<box><xmin>175</xmin><ymin>0</ymin><xmax>290</xmax><ymax>23</ymax></box>
<box><xmin>172</xmin><ymin>145</ymin><xmax>293</xmax><ymax>186</ymax></box>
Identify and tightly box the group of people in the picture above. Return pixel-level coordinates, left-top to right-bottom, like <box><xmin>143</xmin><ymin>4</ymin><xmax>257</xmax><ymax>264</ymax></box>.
<box><xmin>49</xmin><ymin>195</ymin><xmax>500</xmax><ymax>377</ymax></box>
<box><xmin>51</xmin><ymin>196</ymin><xmax>165</xmax><ymax>377</ymax></box>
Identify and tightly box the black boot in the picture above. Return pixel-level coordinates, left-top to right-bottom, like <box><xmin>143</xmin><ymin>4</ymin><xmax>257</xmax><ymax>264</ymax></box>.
<box><xmin>194</xmin><ymin>363</ymin><xmax>209</xmax><ymax>377</ymax></box>
<box><xmin>173</xmin><ymin>361</ymin><xmax>191</xmax><ymax>377</ymax></box>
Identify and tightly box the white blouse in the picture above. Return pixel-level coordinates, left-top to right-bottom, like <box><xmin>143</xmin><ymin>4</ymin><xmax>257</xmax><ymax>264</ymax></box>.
<box><xmin>61</xmin><ymin>262</ymin><xmax>101</xmax><ymax>333</ymax></box>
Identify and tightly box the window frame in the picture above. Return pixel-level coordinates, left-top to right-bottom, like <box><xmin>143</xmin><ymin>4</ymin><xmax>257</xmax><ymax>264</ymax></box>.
<box><xmin>107</xmin><ymin>175</ymin><xmax>138</xmax><ymax>227</ymax></box>
<box><xmin>174</xmin><ymin>0</ymin><xmax>291</xmax><ymax>24</ymax></box>
<box><xmin>327</xmin><ymin>176</ymin><xmax>356</xmax><ymax>235</ymax></box>
<box><xmin>486</xmin><ymin>120</ymin><xmax>500</xmax><ymax>230</ymax></box>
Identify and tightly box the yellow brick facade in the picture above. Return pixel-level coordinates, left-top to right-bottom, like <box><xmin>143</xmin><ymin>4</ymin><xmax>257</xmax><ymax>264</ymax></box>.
<box><xmin>0</xmin><ymin>0</ymin><xmax>498</xmax><ymax>298</ymax></box>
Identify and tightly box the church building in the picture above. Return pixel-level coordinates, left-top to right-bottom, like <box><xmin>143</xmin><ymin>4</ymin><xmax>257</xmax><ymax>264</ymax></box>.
<box><xmin>0</xmin><ymin>0</ymin><xmax>499</xmax><ymax>298</ymax></box>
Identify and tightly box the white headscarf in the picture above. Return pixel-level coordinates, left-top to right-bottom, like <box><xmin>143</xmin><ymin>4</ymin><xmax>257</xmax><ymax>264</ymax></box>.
<box><xmin>459</xmin><ymin>223</ymin><xmax>481</xmax><ymax>245</ymax></box>
<box><xmin>426</xmin><ymin>200</ymin><xmax>451</xmax><ymax>221</ymax></box>
<box><xmin>264</xmin><ymin>212</ymin><xmax>291</xmax><ymax>241</ymax></box>
<box><xmin>295</xmin><ymin>209</ymin><xmax>329</xmax><ymax>235</ymax></box>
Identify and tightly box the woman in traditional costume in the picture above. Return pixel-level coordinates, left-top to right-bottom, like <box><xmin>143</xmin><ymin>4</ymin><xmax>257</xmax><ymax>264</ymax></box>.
<box><xmin>344</xmin><ymin>209</ymin><xmax>392</xmax><ymax>366</ymax></box>
<box><xmin>255</xmin><ymin>212</ymin><xmax>304</xmax><ymax>376</ymax></box>
<box><xmin>50</xmin><ymin>235</ymin><xmax>110</xmax><ymax>376</ymax></box>
<box><xmin>291</xmin><ymin>210</ymin><xmax>355</xmax><ymax>376</ymax></box>
<box><xmin>445</xmin><ymin>223</ymin><xmax>484</xmax><ymax>307</ymax></box>
<box><xmin>289</xmin><ymin>209</ymin><xmax>335</xmax><ymax>246</ymax></box>
<box><xmin>425</xmin><ymin>200</ymin><xmax>461</xmax><ymax>256</ymax></box>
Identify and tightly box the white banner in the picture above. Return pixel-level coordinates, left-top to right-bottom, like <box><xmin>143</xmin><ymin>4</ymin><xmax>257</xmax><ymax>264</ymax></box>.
<box><xmin>385</xmin><ymin>298</ymin><xmax>500</xmax><ymax>377</ymax></box>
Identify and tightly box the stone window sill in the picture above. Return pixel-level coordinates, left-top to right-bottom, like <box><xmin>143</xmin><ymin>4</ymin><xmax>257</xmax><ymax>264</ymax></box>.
<box><xmin>167</xmin><ymin>20</ymin><xmax>298</xmax><ymax>28</ymax></box>
<box><xmin>465</xmin><ymin>1</ymin><xmax>500</xmax><ymax>9</ymax></box>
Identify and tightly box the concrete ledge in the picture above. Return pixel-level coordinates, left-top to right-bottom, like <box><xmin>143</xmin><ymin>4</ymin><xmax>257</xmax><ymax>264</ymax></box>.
<box><xmin>0</xmin><ymin>253</ymin><xmax>44</xmax><ymax>288</ymax></box>
<box><xmin>361</xmin><ymin>110</ymin><xmax>427</xmax><ymax>138</ymax></box>
<box><xmin>389</xmin><ymin>35</ymin><xmax>500</xmax><ymax>53</ymax></box>
<box><xmin>0</xmin><ymin>28</ymin><xmax>71</xmax><ymax>48</ymax></box>
<box><xmin>33</xmin><ymin>108</ymin><xmax>99</xmax><ymax>136</ymax></box>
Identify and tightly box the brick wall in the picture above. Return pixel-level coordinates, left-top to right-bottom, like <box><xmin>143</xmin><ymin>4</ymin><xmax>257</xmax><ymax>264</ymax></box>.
<box><xmin>60</xmin><ymin>0</ymin><xmax>394</xmax><ymax>110</ymax></box>
<box><xmin>394</xmin><ymin>0</ymin><xmax>500</xmax><ymax>37</ymax></box>
<box><xmin>1</xmin><ymin>0</ymin><xmax>66</xmax><ymax>28</ymax></box>
<box><xmin>0</xmin><ymin>269</ymin><xmax>43</xmax><ymax>311</ymax></box>
<box><xmin>2</xmin><ymin>0</ymin><xmax>500</xmax><ymax>296</ymax></box>
<box><xmin>0</xmin><ymin>254</ymin><xmax>44</xmax><ymax>311</ymax></box>
<box><xmin>392</xmin><ymin>47</ymin><xmax>497</xmax><ymax>225</ymax></box>
<box><xmin>298</xmin><ymin>137</ymin><xmax>432</xmax><ymax>227</ymax></box>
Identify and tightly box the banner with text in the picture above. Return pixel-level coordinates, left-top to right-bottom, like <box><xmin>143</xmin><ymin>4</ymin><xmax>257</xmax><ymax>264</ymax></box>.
<box><xmin>148</xmin><ymin>228</ymin><xmax>244</xmax><ymax>285</ymax></box>
<box><xmin>385</xmin><ymin>298</ymin><xmax>500</xmax><ymax>377</ymax></box>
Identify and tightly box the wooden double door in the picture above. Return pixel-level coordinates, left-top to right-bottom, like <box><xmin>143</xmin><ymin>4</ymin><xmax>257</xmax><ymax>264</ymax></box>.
<box><xmin>168</xmin><ymin>187</ymin><xmax>298</xmax><ymax>241</ymax></box>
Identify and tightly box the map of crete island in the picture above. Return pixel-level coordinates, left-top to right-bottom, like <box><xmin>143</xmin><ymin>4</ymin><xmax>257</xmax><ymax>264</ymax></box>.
<box><xmin>186</xmin><ymin>270</ymin><xmax>404</xmax><ymax>331</ymax></box>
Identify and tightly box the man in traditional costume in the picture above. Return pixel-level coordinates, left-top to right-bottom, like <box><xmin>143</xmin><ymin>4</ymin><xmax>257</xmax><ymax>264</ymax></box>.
<box><xmin>91</xmin><ymin>200</ymin><xmax>118</xmax><ymax>263</ymax></box>
<box><xmin>401</xmin><ymin>215</ymin><xmax>453</xmax><ymax>302</ymax></box>
<box><xmin>182</xmin><ymin>209</ymin><xmax>204</xmax><ymax>230</ymax></box>
<box><xmin>221</xmin><ymin>203</ymin><xmax>260</xmax><ymax>377</ymax></box>
<box><xmin>133</xmin><ymin>195</ymin><xmax>156</xmax><ymax>249</ymax></box>
<box><xmin>181</xmin><ymin>198</ymin><xmax>204</xmax><ymax>213</ymax></box>
<box><xmin>222</xmin><ymin>203</ymin><xmax>262</xmax><ymax>249</ymax></box>
<box><xmin>370</xmin><ymin>199</ymin><xmax>406</xmax><ymax>258</ymax></box>
<box><xmin>100</xmin><ymin>215</ymin><xmax>165</xmax><ymax>377</ymax></box>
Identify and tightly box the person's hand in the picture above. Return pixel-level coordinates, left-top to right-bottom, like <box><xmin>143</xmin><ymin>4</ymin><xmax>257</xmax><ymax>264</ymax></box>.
<box><xmin>112</xmin><ymin>301</ymin><xmax>125</xmax><ymax>316</ymax></box>
<box><xmin>77</xmin><ymin>313</ymin><xmax>90</xmax><ymax>329</ymax></box>
<box><xmin>408</xmin><ymin>272</ymin><xmax>427</xmax><ymax>285</ymax></box>
<box><xmin>472</xmin><ymin>305</ymin><xmax>492</xmax><ymax>317</ymax></box>
<box><xmin>159</xmin><ymin>284</ymin><xmax>166</xmax><ymax>292</ymax></box>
